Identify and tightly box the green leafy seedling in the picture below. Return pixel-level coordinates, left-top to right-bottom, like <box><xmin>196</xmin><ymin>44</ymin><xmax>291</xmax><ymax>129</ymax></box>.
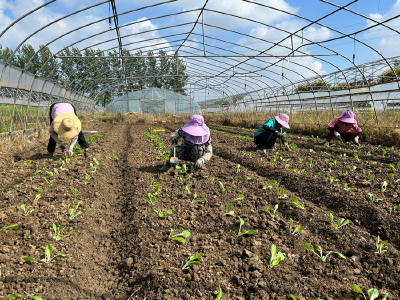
<box><xmin>215</xmin><ymin>285</ymin><xmax>222</xmax><ymax>300</ymax></box>
<box><xmin>176</xmin><ymin>164</ymin><xmax>189</xmax><ymax>174</ymax></box>
<box><xmin>304</xmin><ymin>243</ymin><xmax>346</xmax><ymax>262</ymax></box>
<box><xmin>168</xmin><ymin>228</ymin><xmax>191</xmax><ymax>243</ymax></box>
<box><xmin>354</xmin><ymin>284</ymin><xmax>388</xmax><ymax>300</ymax></box>
<box><xmin>191</xmin><ymin>193</ymin><xmax>204</xmax><ymax>204</ymax></box>
<box><xmin>289</xmin><ymin>218</ymin><xmax>303</xmax><ymax>235</ymax></box>
<box><xmin>183</xmin><ymin>185</ymin><xmax>191</xmax><ymax>194</ymax></box>
<box><xmin>182</xmin><ymin>253</ymin><xmax>204</xmax><ymax>270</ymax></box>
<box><xmin>347</xmin><ymin>165</ymin><xmax>357</xmax><ymax>171</ymax></box>
<box><xmin>234</xmin><ymin>194</ymin><xmax>245</xmax><ymax>201</ymax></box>
<box><xmin>1</xmin><ymin>225</ymin><xmax>21</xmax><ymax>231</ymax></box>
<box><xmin>275</xmin><ymin>186</ymin><xmax>287</xmax><ymax>199</ymax></box>
<box><xmin>263</xmin><ymin>204</ymin><xmax>282</xmax><ymax>218</ymax></box>
<box><xmin>108</xmin><ymin>153</ymin><xmax>118</xmax><ymax>161</ymax></box>
<box><xmin>394</xmin><ymin>204</ymin><xmax>400</xmax><ymax>210</ymax></box>
<box><xmin>367</xmin><ymin>193</ymin><xmax>382</xmax><ymax>203</ymax></box>
<box><xmin>23</xmin><ymin>244</ymin><xmax>67</xmax><ymax>264</ymax></box>
<box><xmin>344</xmin><ymin>183</ymin><xmax>355</xmax><ymax>192</ymax></box>
<box><xmin>145</xmin><ymin>193</ymin><xmax>156</xmax><ymax>206</ymax></box>
<box><xmin>237</xmin><ymin>217</ymin><xmax>258</xmax><ymax>237</ymax></box>
<box><xmin>224</xmin><ymin>203</ymin><xmax>234</xmax><ymax>216</ymax></box>
<box><xmin>20</xmin><ymin>204</ymin><xmax>35</xmax><ymax>216</ymax></box>
<box><xmin>52</xmin><ymin>223</ymin><xmax>76</xmax><ymax>241</ymax></box>
<box><xmin>381</xmin><ymin>181</ymin><xmax>388</xmax><ymax>192</ymax></box>
<box><xmin>327</xmin><ymin>212</ymin><xmax>352</xmax><ymax>229</ymax></box>
<box><xmin>269</xmin><ymin>244</ymin><xmax>285</xmax><ymax>268</ymax></box>
<box><xmin>69</xmin><ymin>200</ymin><xmax>85</xmax><ymax>220</ymax></box>
<box><xmin>70</xmin><ymin>188</ymin><xmax>79</xmax><ymax>196</ymax></box>
<box><xmin>151</xmin><ymin>209</ymin><xmax>172</xmax><ymax>218</ymax></box>
<box><xmin>244</xmin><ymin>175</ymin><xmax>251</xmax><ymax>181</ymax></box>
<box><xmin>290</xmin><ymin>197</ymin><xmax>305</xmax><ymax>209</ymax></box>
<box><xmin>84</xmin><ymin>174</ymin><xmax>92</xmax><ymax>185</ymax></box>
<box><xmin>7</xmin><ymin>291</ymin><xmax>42</xmax><ymax>300</ymax></box>
<box><xmin>375</xmin><ymin>236</ymin><xmax>387</xmax><ymax>254</ymax></box>
<box><xmin>236</xmin><ymin>164</ymin><xmax>241</xmax><ymax>173</ymax></box>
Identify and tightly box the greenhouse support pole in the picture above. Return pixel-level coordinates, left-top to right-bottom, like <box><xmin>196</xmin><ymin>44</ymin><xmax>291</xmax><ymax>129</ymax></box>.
<box><xmin>9</xmin><ymin>70</ymin><xmax>24</xmax><ymax>133</ymax></box>
<box><xmin>23</xmin><ymin>75</ymin><xmax>38</xmax><ymax>132</ymax></box>
<box><xmin>34</xmin><ymin>80</ymin><xmax>48</xmax><ymax>131</ymax></box>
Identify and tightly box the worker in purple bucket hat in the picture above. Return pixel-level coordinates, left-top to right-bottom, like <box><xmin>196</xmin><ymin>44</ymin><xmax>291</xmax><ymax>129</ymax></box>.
<box><xmin>324</xmin><ymin>110</ymin><xmax>362</xmax><ymax>146</ymax></box>
<box><xmin>254</xmin><ymin>114</ymin><xmax>290</xmax><ymax>151</ymax></box>
<box><xmin>159</xmin><ymin>114</ymin><xmax>212</xmax><ymax>171</ymax></box>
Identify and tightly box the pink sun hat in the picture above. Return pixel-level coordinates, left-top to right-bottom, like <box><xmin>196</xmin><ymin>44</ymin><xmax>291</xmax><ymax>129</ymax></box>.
<box><xmin>182</xmin><ymin>114</ymin><xmax>210</xmax><ymax>136</ymax></box>
<box><xmin>338</xmin><ymin>110</ymin><xmax>357</xmax><ymax>124</ymax></box>
<box><xmin>275</xmin><ymin>114</ymin><xmax>290</xmax><ymax>129</ymax></box>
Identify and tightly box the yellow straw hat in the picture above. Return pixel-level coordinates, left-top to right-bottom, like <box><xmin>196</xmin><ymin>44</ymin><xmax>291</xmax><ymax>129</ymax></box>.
<box><xmin>53</xmin><ymin>113</ymin><xmax>81</xmax><ymax>139</ymax></box>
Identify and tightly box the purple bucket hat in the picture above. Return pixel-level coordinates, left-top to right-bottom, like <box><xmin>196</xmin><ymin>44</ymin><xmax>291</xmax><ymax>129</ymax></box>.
<box><xmin>275</xmin><ymin>114</ymin><xmax>290</xmax><ymax>129</ymax></box>
<box><xmin>182</xmin><ymin>114</ymin><xmax>210</xmax><ymax>144</ymax></box>
<box><xmin>339</xmin><ymin>110</ymin><xmax>357</xmax><ymax>124</ymax></box>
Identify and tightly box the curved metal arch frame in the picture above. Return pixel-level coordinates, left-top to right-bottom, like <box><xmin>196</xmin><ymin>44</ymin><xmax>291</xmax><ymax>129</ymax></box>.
<box><xmin>0</xmin><ymin>0</ymin><xmax>399</xmax><ymax>131</ymax></box>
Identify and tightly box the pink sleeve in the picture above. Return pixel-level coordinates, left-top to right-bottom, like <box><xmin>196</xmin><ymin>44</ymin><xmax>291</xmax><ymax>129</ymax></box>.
<box><xmin>327</xmin><ymin>118</ymin><xmax>338</xmax><ymax>128</ymax></box>
<box><xmin>353</xmin><ymin>124</ymin><xmax>362</xmax><ymax>132</ymax></box>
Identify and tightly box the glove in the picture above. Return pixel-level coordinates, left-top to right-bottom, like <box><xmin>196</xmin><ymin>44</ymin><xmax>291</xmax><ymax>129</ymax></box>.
<box><xmin>334</xmin><ymin>132</ymin><xmax>341</xmax><ymax>139</ymax></box>
<box><xmin>323</xmin><ymin>141</ymin><xmax>329</xmax><ymax>146</ymax></box>
<box><xmin>59</xmin><ymin>142</ymin><xmax>65</xmax><ymax>152</ymax></box>
<box><xmin>67</xmin><ymin>150</ymin><xmax>73</xmax><ymax>157</ymax></box>
<box><xmin>171</xmin><ymin>137</ymin><xmax>179</xmax><ymax>144</ymax></box>
<box><xmin>353</xmin><ymin>136</ymin><xmax>360</xmax><ymax>145</ymax></box>
<box><xmin>195</xmin><ymin>158</ymin><xmax>204</xmax><ymax>168</ymax></box>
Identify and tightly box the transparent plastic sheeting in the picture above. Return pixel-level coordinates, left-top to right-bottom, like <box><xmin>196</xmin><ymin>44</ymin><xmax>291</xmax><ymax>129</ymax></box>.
<box><xmin>106</xmin><ymin>87</ymin><xmax>202</xmax><ymax>115</ymax></box>
<box><xmin>206</xmin><ymin>81</ymin><xmax>400</xmax><ymax>113</ymax></box>
<box><xmin>0</xmin><ymin>60</ymin><xmax>99</xmax><ymax>133</ymax></box>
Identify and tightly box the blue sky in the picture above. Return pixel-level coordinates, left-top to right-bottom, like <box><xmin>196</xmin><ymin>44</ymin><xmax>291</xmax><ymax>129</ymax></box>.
<box><xmin>1</xmin><ymin>0</ymin><xmax>399</xmax><ymax>100</ymax></box>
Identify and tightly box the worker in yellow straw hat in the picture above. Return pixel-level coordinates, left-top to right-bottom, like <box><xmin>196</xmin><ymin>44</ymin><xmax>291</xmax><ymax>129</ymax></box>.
<box><xmin>47</xmin><ymin>103</ymin><xmax>90</xmax><ymax>157</ymax></box>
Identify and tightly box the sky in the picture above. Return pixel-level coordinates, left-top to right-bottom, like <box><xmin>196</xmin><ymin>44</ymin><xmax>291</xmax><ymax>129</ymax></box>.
<box><xmin>0</xmin><ymin>0</ymin><xmax>399</xmax><ymax>101</ymax></box>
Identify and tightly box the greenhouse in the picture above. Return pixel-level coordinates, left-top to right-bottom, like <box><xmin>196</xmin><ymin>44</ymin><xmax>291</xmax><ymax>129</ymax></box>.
<box><xmin>106</xmin><ymin>87</ymin><xmax>201</xmax><ymax>115</ymax></box>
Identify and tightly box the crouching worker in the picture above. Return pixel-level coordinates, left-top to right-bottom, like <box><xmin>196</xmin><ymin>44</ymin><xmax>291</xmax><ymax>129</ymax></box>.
<box><xmin>47</xmin><ymin>102</ymin><xmax>90</xmax><ymax>157</ymax></box>
<box><xmin>324</xmin><ymin>110</ymin><xmax>362</xmax><ymax>146</ymax></box>
<box><xmin>254</xmin><ymin>114</ymin><xmax>290</xmax><ymax>151</ymax></box>
<box><xmin>159</xmin><ymin>115</ymin><xmax>212</xmax><ymax>171</ymax></box>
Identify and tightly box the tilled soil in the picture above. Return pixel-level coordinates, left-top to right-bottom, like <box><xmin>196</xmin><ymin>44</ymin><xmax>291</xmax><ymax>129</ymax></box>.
<box><xmin>0</xmin><ymin>123</ymin><xmax>399</xmax><ymax>300</ymax></box>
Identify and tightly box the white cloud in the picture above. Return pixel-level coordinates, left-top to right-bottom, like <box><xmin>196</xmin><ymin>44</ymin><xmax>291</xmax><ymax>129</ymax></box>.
<box><xmin>364</xmin><ymin>0</ymin><xmax>400</xmax><ymax>58</ymax></box>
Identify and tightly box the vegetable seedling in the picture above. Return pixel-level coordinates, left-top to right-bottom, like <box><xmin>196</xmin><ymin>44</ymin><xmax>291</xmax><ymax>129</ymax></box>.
<box><xmin>191</xmin><ymin>193</ymin><xmax>204</xmax><ymax>204</ymax></box>
<box><xmin>168</xmin><ymin>228</ymin><xmax>191</xmax><ymax>243</ymax></box>
<box><xmin>263</xmin><ymin>204</ymin><xmax>282</xmax><ymax>218</ymax></box>
<box><xmin>375</xmin><ymin>236</ymin><xmax>387</xmax><ymax>254</ymax></box>
<box><xmin>234</xmin><ymin>194</ymin><xmax>245</xmax><ymax>201</ymax></box>
<box><xmin>381</xmin><ymin>181</ymin><xmax>388</xmax><ymax>192</ymax></box>
<box><xmin>1</xmin><ymin>187</ymin><xmax>14</xmax><ymax>195</ymax></box>
<box><xmin>7</xmin><ymin>291</ymin><xmax>42</xmax><ymax>300</ymax></box>
<box><xmin>366</xmin><ymin>175</ymin><xmax>375</xmax><ymax>182</ymax></box>
<box><xmin>269</xmin><ymin>244</ymin><xmax>285</xmax><ymax>268</ymax></box>
<box><xmin>236</xmin><ymin>164</ymin><xmax>241</xmax><ymax>173</ymax></box>
<box><xmin>145</xmin><ymin>193</ymin><xmax>157</xmax><ymax>206</ymax></box>
<box><xmin>177</xmin><ymin>175</ymin><xmax>187</xmax><ymax>184</ymax></box>
<box><xmin>343</xmin><ymin>183</ymin><xmax>355</xmax><ymax>192</ymax></box>
<box><xmin>215</xmin><ymin>285</ymin><xmax>222</xmax><ymax>300</ymax></box>
<box><xmin>182</xmin><ymin>185</ymin><xmax>191</xmax><ymax>194</ymax></box>
<box><xmin>176</xmin><ymin>164</ymin><xmax>189</xmax><ymax>174</ymax></box>
<box><xmin>23</xmin><ymin>244</ymin><xmax>67</xmax><ymax>264</ymax></box>
<box><xmin>329</xmin><ymin>176</ymin><xmax>340</xmax><ymax>183</ymax></box>
<box><xmin>347</xmin><ymin>165</ymin><xmax>357</xmax><ymax>171</ymax></box>
<box><xmin>151</xmin><ymin>209</ymin><xmax>172</xmax><ymax>218</ymax></box>
<box><xmin>70</xmin><ymin>188</ymin><xmax>79</xmax><ymax>196</ymax></box>
<box><xmin>224</xmin><ymin>203</ymin><xmax>234</xmax><ymax>216</ymax></box>
<box><xmin>84</xmin><ymin>174</ymin><xmax>92</xmax><ymax>185</ymax></box>
<box><xmin>1</xmin><ymin>225</ymin><xmax>21</xmax><ymax>231</ymax></box>
<box><xmin>20</xmin><ymin>204</ymin><xmax>35</xmax><ymax>216</ymax></box>
<box><xmin>290</xmin><ymin>198</ymin><xmax>305</xmax><ymax>209</ymax></box>
<box><xmin>306</xmin><ymin>160</ymin><xmax>313</xmax><ymax>168</ymax></box>
<box><xmin>289</xmin><ymin>218</ymin><xmax>303</xmax><ymax>235</ymax></box>
<box><xmin>237</xmin><ymin>217</ymin><xmax>257</xmax><ymax>237</ymax></box>
<box><xmin>69</xmin><ymin>200</ymin><xmax>85</xmax><ymax>220</ymax></box>
<box><xmin>244</xmin><ymin>175</ymin><xmax>251</xmax><ymax>181</ymax></box>
<box><xmin>182</xmin><ymin>253</ymin><xmax>204</xmax><ymax>270</ymax></box>
<box><xmin>52</xmin><ymin>223</ymin><xmax>76</xmax><ymax>241</ymax></box>
<box><xmin>275</xmin><ymin>186</ymin><xmax>287</xmax><ymax>199</ymax></box>
<box><xmin>304</xmin><ymin>243</ymin><xmax>346</xmax><ymax>262</ymax></box>
<box><xmin>108</xmin><ymin>153</ymin><xmax>119</xmax><ymax>161</ymax></box>
<box><xmin>367</xmin><ymin>193</ymin><xmax>382</xmax><ymax>203</ymax></box>
<box><xmin>394</xmin><ymin>204</ymin><xmax>400</xmax><ymax>210</ymax></box>
<box><xmin>290</xmin><ymin>296</ymin><xmax>321</xmax><ymax>300</ymax></box>
<box><xmin>340</xmin><ymin>153</ymin><xmax>347</xmax><ymax>160</ymax></box>
<box><xmin>354</xmin><ymin>153</ymin><xmax>361</xmax><ymax>162</ymax></box>
<box><xmin>327</xmin><ymin>212</ymin><xmax>352</xmax><ymax>229</ymax></box>
<box><xmin>354</xmin><ymin>284</ymin><xmax>388</xmax><ymax>300</ymax></box>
